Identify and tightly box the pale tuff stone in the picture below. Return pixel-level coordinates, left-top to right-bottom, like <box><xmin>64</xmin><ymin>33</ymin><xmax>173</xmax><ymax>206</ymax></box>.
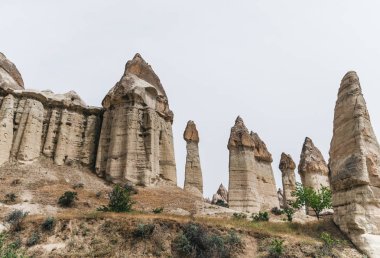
<box><xmin>0</xmin><ymin>95</ymin><xmax>14</xmax><ymax>165</ymax></box>
<box><xmin>329</xmin><ymin>71</ymin><xmax>380</xmax><ymax>257</ymax></box>
<box><xmin>279</xmin><ymin>152</ymin><xmax>296</xmax><ymax>207</ymax></box>
<box><xmin>0</xmin><ymin>56</ymin><xmax>102</xmax><ymax>167</ymax></box>
<box><xmin>0</xmin><ymin>52</ymin><xmax>24</xmax><ymax>90</ymax></box>
<box><xmin>227</xmin><ymin>116</ymin><xmax>278</xmax><ymax>212</ymax></box>
<box><xmin>183</xmin><ymin>120</ymin><xmax>203</xmax><ymax>194</ymax></box>
<box><xmin>211</xmin><ymin>184</ymin><xmax>228</xmax><ymax>204</ymax></box>
<box><xmin>96</xmin><ymin>53</ymin><xmax>177</xmax><ymax>186</ymax></box>
<box><xmin>277</xmin><ymin>188</ymin><xmax>284</xmax><ymax>208</ymax></box>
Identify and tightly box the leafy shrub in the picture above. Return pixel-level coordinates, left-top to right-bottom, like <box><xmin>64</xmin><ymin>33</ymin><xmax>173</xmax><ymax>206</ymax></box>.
<box><xmin>152</xmin><ymin>207</ymin><xmax>164</xmax><ymax>214</ymax></box>
<box><xmin>271</xmin><ymin>207</ymin><xmax>283</xmax><ymax>215</ymax></box>
<box><xmin>98</xmin><ymin>184</ymin><xmax>135</xmax><ymax>212</ymax></box>
<box><xmin>41</xmin><ymin>217</ymin><xmax>55</xmax><ymax>231</ymax></box>
<box><xmin>252</xmin><ymin>211</ymin><xmax>269</xmax><ymax>222</ymax></box>
<box><xmin>215</xmin><ymin>199</ymin><xmax>229</xmax><ymax>208</ymax></box>
<box><xmin>269</xmin><ymin>238</ymin><xmax>284</xmax><ymax>257</ymax></box>
<box><xmin>320</xmin><ymin>232</ymin><xmax>341</xmax><ymax>255</ymax></box>
<box><xmin>26</xmin><ymin>232</ymin><xmax>40</xmax><ymax>247</ymax></box>
<box><xmin>4</xmin><ymin>210</ymin><xmax>28</xmax><ymax>231</ymax></box>
<box><xmin>132</xmin><ymin>224</ymin><xmax>155</xmax><ymax>238</ymax></box>
<box><xmin>4</xmin><ymin>193</ymin><xmax>17</xmax><ymax>203</ymax></box>
<box><xmin>173</xmin><ymin>223</ymin><xmax>244</xmax><ymax>258</ymax></box>
<box><xmin>0</xmin><ymin>233</ymin><xmax>22</xmax><ymax>257</ymax></box>
<box><xmin>58</xmin><ymin>191</ymin><xmax>77</xmax><ymax>207</ymax></box>
<box><xmin>232</xmin><ymin>212</ymin><xmax>247</xmax><ymax>220</ymax></box>
<box><xmin>291</xmin><ymin>183</ymin><xmax>332</xmax><ymax>220</ymax></box>
<box><xmin>283</xmin><ymin>207</ymin><xmax>295</xmax><ymax>222</ymax></box>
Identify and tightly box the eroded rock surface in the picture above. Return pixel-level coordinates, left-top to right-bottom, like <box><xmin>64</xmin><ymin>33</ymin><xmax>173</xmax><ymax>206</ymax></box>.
<box><xmin>211</xmin><ymin>184</ymin><xmax>228</xmax><ymax>205</ymax></box>
<box><xmin>183</xmin><ymin>120</ymin><xmax>203</xmax><ymax>194</ymax></box>
<box><xmin>227</xmin><ymin>116</ymin><xmax>278</xmax><ymax>212</ymax></box>
<box><xmin>0</xmin><ymin>88</ymin><xmax>101</xmax><ymax>167</ymax></box>
<box><xmin>279</xmin><ymin>152</ymin><xmax>296</xmax><ymax>207</ymax></box>
<box><xmin>0</xmin><ymin>52</ymin><xmax>24</xmax><ymax>90</ymax></box>
<box><xmin>95</xmin><ymin>54</ymin><xmax>177</xmax><ymax>186</ymax></box>
<box><xmin>329</xmin><ymin>71</ymin><xmax>380</xmax><ymax>257</ymax></box>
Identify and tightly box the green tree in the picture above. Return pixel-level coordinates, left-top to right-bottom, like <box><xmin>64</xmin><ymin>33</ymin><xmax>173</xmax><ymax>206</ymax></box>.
<box><xmin>291</xmin><ymin>182</ymin><xmax>332</xmax><ymax>220</ymax></box>
<box><xmin>98</xmin><ymin>184</ymin><xmax>135</xmax><ymax>212</ymax></box>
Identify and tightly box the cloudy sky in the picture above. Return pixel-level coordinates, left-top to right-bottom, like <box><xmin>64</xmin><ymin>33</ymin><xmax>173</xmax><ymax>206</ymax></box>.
<box><xmin>2</xmin><ymin>1</ymin><xmax>380</xmax><ymax>198</ymax></box>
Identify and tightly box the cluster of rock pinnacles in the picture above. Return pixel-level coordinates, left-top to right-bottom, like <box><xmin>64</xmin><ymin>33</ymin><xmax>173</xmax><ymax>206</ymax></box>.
<box><xmin>0</xmin><ymin>52</ymin><xmax>379</xmax><ymax>256</ymax></box>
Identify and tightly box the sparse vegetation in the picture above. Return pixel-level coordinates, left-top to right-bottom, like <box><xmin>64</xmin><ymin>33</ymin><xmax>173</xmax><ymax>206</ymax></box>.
<box><xmin>0</xmin><ymin>233</ymin><xmax>24</xmax><ymax>258</ymax></box>
<box><xmin>252</xmin><ymin>211</ymin><xmax>269</xmax><ymax>222</ymax></box>
<box><xmin>41</xmin><ymin>216</ymin><xmax>55</xmax><ymax>231</ymax></box>
<box><xmin>271</xmin><ymin>207</ymin><xmax>283</xmax><ymax>215</ymax></box>
<box><xmin>26</xmin><ymin>232</ymin><xmax>40</xmax><ymax>247</ymax></box>
<box><xmin>58</xmin><ymin>191</ymin><xmax>78</xmax><ymax>207</ymax></box>
<box><xmin>291</xmin><ymin>183</ymin><xmax>332</xmax><ymax>220</ymax></box>
<box><xmin>132</xmin><ymin>223</ymin><xmax>155</xmax><ymax>238</ymax></box>
<box><xmin>232</xmin><ymin>212</ymin><xmax>247</xmax><ymax>220</ymax></box>
<box><xmin>98</xmin><ymin>184</ymin><xmax>135</xmax><ymax>212</ymax></box>
<box><xmin>283</xmin><ymin>207</ymin><xmax>295</xmax><ymax>222</ymax></box>
<box><xmin>4</xmin><ymin>210</ymin><xmax>28</xmax><ymax>232</ymax></box>
<box><xmin>152</xmin><ymin>207</ymin><xmax>164</xmax><ymax>214</ymax></box>
<box><xmin>320</xmin><ymin>232</ymin><xmax>341</xmax><ymax>255</ymax></box>
<box><xmin>4</xmin><ymin>193</ymin><xmax>17</xmax><ymax>203</ymax></box>
<box><xmin>173</xmin><ymin>223</ymin><xmax>244</xmax><ymax>258</ymax></box>
<box><xmin>123</xmin><ymin>182</ymin><xmax>138</xmax><ymax>195</ymax></box>
<box><xmin>269</xmin><ymin>238</ymin><xmax>284</xmax><ymax>257</ymax></box>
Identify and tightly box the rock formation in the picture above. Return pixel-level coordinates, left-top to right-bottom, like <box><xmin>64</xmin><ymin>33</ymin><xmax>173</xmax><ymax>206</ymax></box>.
<box><xmin>277</xmin><ymin>188</ymin><xmax>284</xmax><ymax>208</ymax></box>
<box><xmin>183</xmin><ymin>120</ymin><xmax>203</xmax><ymax>194</ymax></box>
<box><xmin>95</xmin><ymin>53</ymin><xmax>177</xmax><ymax>186</ymax></box>
<box><xmin>0</xmin><ymin>52</ymin><xmax>24</xmax><ymax>90</ymax></box>
<box><xmin>0</xmin><ymin>87</ymin><xmax>102</xmax><ymax>167</ymax></box>
<box><xmin>279</xmin><ymin>152</ymin><xmax>296</xmax><ymax>207</ymax></box>
<box><xmin>227</xmin><ymin>116</ymin><xmax>278</xmax><ymax>212</ymax></box>
<box><xmin>211</xmin><ymin>183</ymin><xmax>228</xmax><ymax>205</ymax></box>
<box><xmin>298</xmin><ymin>137</ymin><xmax>329</xmax><ymax>190</ymax></box>
<box><xmin>329</xmin><ymin>71</ymin><xmax>380</xmax><ymax>257</ymax></box>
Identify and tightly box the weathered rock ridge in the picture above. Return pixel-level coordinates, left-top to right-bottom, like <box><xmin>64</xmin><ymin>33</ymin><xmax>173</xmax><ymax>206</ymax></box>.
<box><xmin>0</xmin><ymin>53</ymin><xmax>177</xmax><ymax>188</ymax></box>
<box><xmin>279</xmin><ymin>152</ymin><xmax>296</xmax><ymax>207</ymax></box>
<box><xmin>95</xmin><ymin>53</ymin><xmax>177</xmax><ymax>186</ymax></box>
<box><xmin>227</xmin><ymin>116</ymin><xmax>278</xmax><ymax>212</ymax></box>
<box><xmin>329</xmin><ymin>71</ymin><xmax>380</xmax><ymax>257</ymax></box>
<box><xmin>183</xmin><ymin>120</ymin><xmax>203</xmax><ymax>194</ymax></box>
<box><xmin>0</xmin><ymin>52</ymin><xmax>24</xmax><ymax>90</ymax></box>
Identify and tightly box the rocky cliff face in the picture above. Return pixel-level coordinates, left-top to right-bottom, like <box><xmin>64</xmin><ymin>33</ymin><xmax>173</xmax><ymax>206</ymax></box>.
<box><xmin>0</xmin><ymin>87</ymin><xmax>102</xmax><ymax>167</ymax></box>
<box><xmin>95</xmin><ymin>54</ymin><xmax>176</xmax><ymax>186</ymax></box>
<box><xmin>0</xmin><ymin>52</ymin><xmax>24</xmax><ymax>90</ymax></box>
<box><xmin>183</xmin><ymin>120</ymin><xmax>203</xmax><ymax>194</ymax></box>
<box><xmin>279</xmin><ymin>152</ymin><xmax>296</xmax><ymax>208</ymax></box>
<box><xmin>227</xmin><ymin>116</ymin><xmax>278</xmax><ymax>212</ymax></box>
<box><xmin>329</xmin><ymin>71</ymin><xmax>380</xmax><ymax>257</ymax></box>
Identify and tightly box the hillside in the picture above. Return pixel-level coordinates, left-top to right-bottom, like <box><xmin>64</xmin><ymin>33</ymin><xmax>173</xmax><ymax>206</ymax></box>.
<box><xmin>0</xmin><ymin>160</ymin><xmax>363</xmax><ymax>257</ymax></box>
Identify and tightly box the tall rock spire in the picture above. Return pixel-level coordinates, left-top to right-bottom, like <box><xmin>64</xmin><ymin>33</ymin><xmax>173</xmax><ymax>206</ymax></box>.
<box><xmin>96</xmin><ymin>53</ymin><xmax>176</xmax><ymax>186</ymax></box>
<box><xmin>227</xmin><ymin>116</ymin><xmax>278</xmax><ymax>212</ymax></box>
<box><xmin>329</xmin><ymin>71</ymin><xmax>380</xmax><ymax>256</ymax></box>
<box><xmin>183</xmin><ymin>120</ymin><xmax>203</xmax><ymax>194</ymax></box>
<box><xmin>279</xmin><ymin>152</ymin><xmax>296</xmax><ymax>208</ymax></box>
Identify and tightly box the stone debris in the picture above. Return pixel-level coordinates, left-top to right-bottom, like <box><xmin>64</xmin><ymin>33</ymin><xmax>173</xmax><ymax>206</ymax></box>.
<box><xmin>95</xmin><ymin>53</ymin><xmax>176</xmax><ymax>186</ymax></box>
<box><xmin>0</xmin><ymin>52</ymin><xmax>24</xmax><ymax>90</ymax></box>
<box><xmin>279</xmin><ymin>152</ymin><xmax>296</xmax><ymax>207</ymax></box>
<box><xmin>329</xmin><ymin>71</ymin><xmax>380</xmax><ymax>257</ymax></box>
<box><xmin>227</xmin><ymin>116</ymin><xmax>278</xmax><ymax>212</ymax></box>
<box><xmin>183</xmin><ymin>120</ymin><xmax>203</xmax><ymax>194</ymax></box>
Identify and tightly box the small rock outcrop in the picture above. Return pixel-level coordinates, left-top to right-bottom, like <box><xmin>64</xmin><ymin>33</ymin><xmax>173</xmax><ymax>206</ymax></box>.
<box><xmin>0</xmin><ymin>52</ymin><xmax>24</xmax><ymax>90</ymax></box>
<box><xmin>183</xmin><ymin>120</ymin><xmax>203</xmax><ymax>194</ymax></box>
<box><xmin>329</xmin><ymin>71</ymin><xmax>380</xmax><ymax>257</ymax></box>
<box><xmin>95</xmin><ymin>54</ymin><xmax>177</xmax><ymax>186</ymax></box>
<box><xmin>227</xmin><ymin>116</ymin><xmax>278</xmax><ymax>212</ymax></box>
<box><xmin>211</xmin><ymin>184</ymin><xmax>228</xmax><ymax>205</ymax></box>
<box><xmin>279</xmin><ymin>152</ymin><xmax>296</xmax><ymax>207</ymax></box>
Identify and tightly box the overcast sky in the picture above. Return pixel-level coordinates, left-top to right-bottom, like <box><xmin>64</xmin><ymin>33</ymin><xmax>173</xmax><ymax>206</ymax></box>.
<box><xmin>2</xmin><ymin>1</ymin><xmax>380</xmax><ymax>198</ymax></box>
